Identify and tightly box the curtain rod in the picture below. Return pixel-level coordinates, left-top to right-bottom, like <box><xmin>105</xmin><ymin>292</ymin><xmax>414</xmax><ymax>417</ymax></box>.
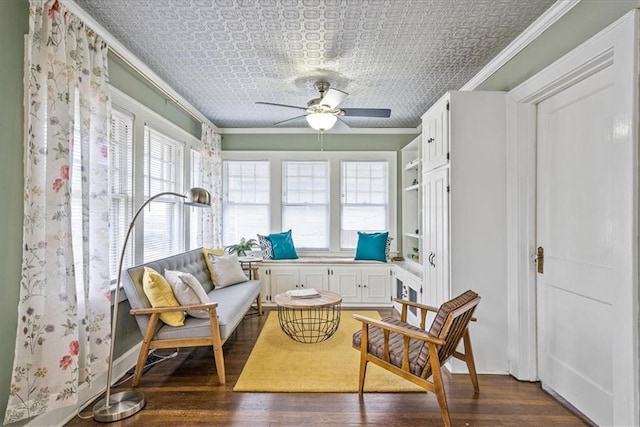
<box><xmin>107</xmin><ymin>46</ymin><xmax>206</xmax><ymax>127</ymax></box>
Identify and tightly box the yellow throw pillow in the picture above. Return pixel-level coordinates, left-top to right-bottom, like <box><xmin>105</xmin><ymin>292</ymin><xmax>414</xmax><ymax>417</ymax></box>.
<box><xmin>142</xmin><ymin>267</ymin><xmax>184</xmax><ymax>327</ymax></box>
<box><xmin>202</xmin><ymin>247</ymin><xmax>225</xmax><ymax>285</ymax></box>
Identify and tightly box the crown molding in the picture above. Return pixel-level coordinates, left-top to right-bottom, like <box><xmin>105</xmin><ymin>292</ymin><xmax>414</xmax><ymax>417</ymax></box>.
<box><xmin>217</xmin><ymin>127</ymin><xmax>420</xmax><ymax>135</ymax></box>
<box><xmin>460</xmin><ymin>0</ymin><xmax>581</xmax><ymax>91</ymax></box>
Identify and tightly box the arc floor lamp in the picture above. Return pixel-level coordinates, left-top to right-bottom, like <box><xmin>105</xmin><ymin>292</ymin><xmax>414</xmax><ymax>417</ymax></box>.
<box><xmin>92</xmin><ymin>187</ymin><xmax>212</xmax><ymax>422</ymax></box>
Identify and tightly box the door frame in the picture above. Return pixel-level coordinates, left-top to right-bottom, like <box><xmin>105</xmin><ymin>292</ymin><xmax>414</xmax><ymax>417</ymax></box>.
<box><xmin>506</xmin><ymin>10</ymin><xmax>639</xmax><ymax>426</ymax></box>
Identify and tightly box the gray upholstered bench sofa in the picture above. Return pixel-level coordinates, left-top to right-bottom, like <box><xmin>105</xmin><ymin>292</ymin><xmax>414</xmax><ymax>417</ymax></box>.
<box><xmin>121</xmin><ymin>248</ymin><xmax>262</xmax><ymax>385</ymax></box>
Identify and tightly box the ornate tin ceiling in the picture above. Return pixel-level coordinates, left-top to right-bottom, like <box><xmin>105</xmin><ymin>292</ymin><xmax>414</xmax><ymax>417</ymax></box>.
<box><xmin>74</xmin><ymin>0</ymin><xmax>556</xmax><ymax>129</ymax></box>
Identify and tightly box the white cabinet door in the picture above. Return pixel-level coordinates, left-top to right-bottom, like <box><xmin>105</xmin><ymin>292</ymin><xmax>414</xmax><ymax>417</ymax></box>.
<box><xmin>423</xmin><ymin>98</ymin><xmax>449</xmax><ymax>172</ymax></box>
<box><xmin>299</xmin><ymin>266</ymin><xmax>329</xmax><ymax>291</ymax></box>
<box><xmin>423</xmin><ymin>167</ymin><xmax>449</xmax><ymax>307</ymax></box>
<box><xmin>269</xmin><ymin>266</ymin><xmax>300</xmax><ymax>297</ymax></box>
<box><xmin>329</xmin><ymin>266</ymin><xmax>360</xmax><ymax>303</ymax></box>
<box><xmin>361</xmin><ymin>266</ymin><xmax>391</xmax><ymax>304</ymax></box>
<box><xmin>393</xmin><ymin>267</ymin><xmax>424</xmax><ymax>327</ymax></box>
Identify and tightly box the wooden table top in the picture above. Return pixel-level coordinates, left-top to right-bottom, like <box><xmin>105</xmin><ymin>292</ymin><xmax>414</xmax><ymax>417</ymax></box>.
<box><xmin>273</xmin><ymin>290</ymin><xmax>342</xmax><ymax>309</ymax></box>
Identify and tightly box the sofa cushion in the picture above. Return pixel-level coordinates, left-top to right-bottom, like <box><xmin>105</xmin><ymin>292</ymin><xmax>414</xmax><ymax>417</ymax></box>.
<box><xmin>155</xmin><ymin>279</ymin><xmax>262</xmax><ymax>341</ymax></box>
<box><xmin>142</xmin><ymin>267</ymin><xmax>185</xmax><ymax>327</ymax></box>
<box><xmin>210</xmin><ymin>253</ymin><xmax>249</xmax><ymax>288</ymax></box>
<box><xmin>202</xmin><ymin>247</ymin><xmax>225</xmax><ymax>285</ymax></box>
<box><xmin>164</xmin><ymin>270</ymin><xmax>210</xmax><ymax>319</ymax></box>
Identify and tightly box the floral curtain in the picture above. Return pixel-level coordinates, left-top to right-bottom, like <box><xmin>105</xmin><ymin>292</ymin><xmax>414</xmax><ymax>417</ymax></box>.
<box><xmin>4</xmin><ymin>0</ymin><xmax>111</xmax><ymax>423</ymax></box>
<box><xmin>200</xmin><ymin>124</ymin><xmax>223</xmax><ymax>248</ymax></box>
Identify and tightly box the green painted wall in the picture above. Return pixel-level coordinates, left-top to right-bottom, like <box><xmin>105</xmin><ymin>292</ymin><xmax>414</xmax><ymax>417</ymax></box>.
<box><xmin>108</xmin><ymin>53</ymin><xmax>201</xmax><ymax>139</ymax></box>
<box><xmin>221</xmin><ymin>132</ymin><xmax>416</xmax><ymax>151</ymax></box>
<box><xmin>0</xmin><ymin>0</ymin><xmax>28</xmax><ymax>422</ymax></box>
<box><xmin>477</xmin><ymin>0</ymin><xmax>640</xmax><ymax>91</ymax></box>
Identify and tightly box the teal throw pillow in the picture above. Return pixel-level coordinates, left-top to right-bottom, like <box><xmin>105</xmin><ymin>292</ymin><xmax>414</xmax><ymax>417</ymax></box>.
<box><xmin>267</xmin><ymin>230</ymin><xmax>299</xmax><ymax>260</ymax></box>
<box><xmin>354</xmin><ymin>231</ymin><xmax>389</xmax><ymax>262</ymax></box>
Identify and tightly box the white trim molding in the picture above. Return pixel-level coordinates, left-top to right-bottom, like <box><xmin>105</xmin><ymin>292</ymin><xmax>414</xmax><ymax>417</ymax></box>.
<box><xmin>506</xmin><ymin>10</ymin><xmax>639</xmax><ymax>426</ymax></box>
<box><xmin>218</xmin><ymin>127</ymin><xmax>419</xmax><ymax>135</ymax></box>
<box><xmin>461</xmin><ymin>0</ymin><xmax>581</xmax><ymax>91</ymax></box>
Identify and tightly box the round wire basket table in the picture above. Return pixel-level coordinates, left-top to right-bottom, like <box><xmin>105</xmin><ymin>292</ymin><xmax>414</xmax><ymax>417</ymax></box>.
<box><xmin>273</xmin><ymin>290</ymin><xmax>342</xmax><ymax>343</ymax></box>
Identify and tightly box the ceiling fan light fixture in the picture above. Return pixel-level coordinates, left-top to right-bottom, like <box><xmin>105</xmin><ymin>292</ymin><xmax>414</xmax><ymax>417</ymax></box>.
<box><xmin>306</xmin><ymin>112</ymin><xmax>337</xmax><ymax>131</ymax></box>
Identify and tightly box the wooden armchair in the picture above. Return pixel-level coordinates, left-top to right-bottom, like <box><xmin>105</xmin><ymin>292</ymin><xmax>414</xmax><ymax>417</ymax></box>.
<box><xmin>352</xmin><ymin>290</ymin><xmax>481</xmax><ymax>427</ymax></box>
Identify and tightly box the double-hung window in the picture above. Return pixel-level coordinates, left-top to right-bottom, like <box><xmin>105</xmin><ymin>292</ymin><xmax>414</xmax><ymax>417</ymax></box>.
<box><xmin>143</xmin><ymin>126</ymin><xmax>184</xmax><ymax>262</ymax></box>
<box><xmin>282</xmin><ymin>161</ymin><xmax>329</xmax><ymax>249</ymax></box>
<box><xmin>108</xmin><ymin>108</ymin><xmax>134</xmax><ymax>277</ymax></box>
<box><xmin>222</xmin><ymin>160</ymin><xmax>270</xmax><ymax>246</ymax></box>
<box><xmin>341</xmin><ymin>161</ymin><xmax>389</xmax><ymax>248</ymax></box>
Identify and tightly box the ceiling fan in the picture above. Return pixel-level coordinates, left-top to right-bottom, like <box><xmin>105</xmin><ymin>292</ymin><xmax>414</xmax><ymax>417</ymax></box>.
<box><xmin>256</xmin><ymin>81</ymin><xmax>391</xmax><ymax>131</ymax></box>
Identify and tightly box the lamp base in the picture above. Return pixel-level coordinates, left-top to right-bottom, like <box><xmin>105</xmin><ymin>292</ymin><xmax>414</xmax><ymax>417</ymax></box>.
<box><xmin>92</xmin><ymin>390</ymin><xmax>145</xmax><ymax>423</ymax></box>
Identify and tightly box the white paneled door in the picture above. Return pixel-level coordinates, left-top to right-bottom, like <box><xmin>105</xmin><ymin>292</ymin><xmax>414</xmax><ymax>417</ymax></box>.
<box><xmin>536</xmin><ymin>65</ymin><xmax>614</xmax><ymax>426</ymax></box>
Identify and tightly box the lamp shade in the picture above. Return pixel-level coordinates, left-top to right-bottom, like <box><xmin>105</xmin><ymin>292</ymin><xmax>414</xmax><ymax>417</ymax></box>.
<box><xmin>184</xmin><ymin>187</ymin><xmax>211</xmax><ymax>207</ymax></box>
<box><xmin>306</xmin><ymin>112</ymin><xmax>337</xmax><ymax>131</ymax></box>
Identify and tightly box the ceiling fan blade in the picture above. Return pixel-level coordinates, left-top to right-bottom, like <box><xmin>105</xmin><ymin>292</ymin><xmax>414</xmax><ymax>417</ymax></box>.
<box><xmin>331</xmin><ymin>116</ymin><xmax>351</xmax><ymax>131</ymax></box>
<box><xmin>320</xmin><ymin>88</ymin><xmax>348</xmax><ymax>109</ymax></box>
<box><xmin>341</xmin><ymin>108</ymin><xmax>391</xmax><ymax>118</ymax></box>
<box><xmin>256</xmin><ymin>101</ymin><xmax>307</xmax><ymax>111</ymax></box>
<box><xmin>273</xmin><ymin>114</ymin><xmax>307</xmax><ymax>126</ymax></box>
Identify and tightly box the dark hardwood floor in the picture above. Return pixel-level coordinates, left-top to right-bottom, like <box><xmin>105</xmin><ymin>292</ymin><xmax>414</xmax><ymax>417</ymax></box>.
<box><xmin>68</xmin><ymin>309</ymin><xmax>589</xmax><ymax>426</ymax></box>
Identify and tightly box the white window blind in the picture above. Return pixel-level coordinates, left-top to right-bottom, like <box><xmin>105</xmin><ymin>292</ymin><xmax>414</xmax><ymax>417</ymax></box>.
<box><xmin>223</xmin><ymin>160</ymin><xmax>270</xmax><ymax>246</ymax></box>
<box><xmin>143</xmin><ymin>126</ymin><xmax>184</xmax><ymax>262</ymax></box>
<box><xmin>282</xmin><ymin>161</ymin><xmax>329</xmax><ymax>249</ymax></box>
<box><xmin>341</xmin><ymin>161</ymin><xmax>388</xmax><ymax>248</ymax></box>
<box><xmin>189</xmin><ymin>148</ymin><xmax>202</xmax><ymax>250</ymax></box>
<box><xmin>109</xmin><ymin>108</ymin><xmax>134</xmax><ymax>278</ymax></box>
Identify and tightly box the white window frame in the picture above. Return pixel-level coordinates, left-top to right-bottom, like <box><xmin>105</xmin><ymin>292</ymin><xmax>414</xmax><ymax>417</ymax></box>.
<box><xmin>340</xmin><ymin>160</ymin><xmax>389</xmax><ymax>249</ymax></box>
<box><xmin>110</xmin><ymin>86</ymin><xmax>201</xmax><ymax>268</ymax></box>
<box><xmin>282</xmin><ymin>160</ymin><xmax>330</xmax><ymax>250</ymax></box>
<box><xmin>221</xmin><ymin>151</ymin><xmax>397</xmax><ymax>256</ymax></box>
<box><xmin>143</xmin><ymin>125</ymin><xmax>185</xmax><ymax>262</ymax></box>
<box><xmin>108</xmin><ymin>106</ymin><xmax>135</xmax><ymax>279</ymax></box>
<box><xmin>222</xmin><ymin>159</ymin><xmax>271</xmax><ymax>248</ymax></box>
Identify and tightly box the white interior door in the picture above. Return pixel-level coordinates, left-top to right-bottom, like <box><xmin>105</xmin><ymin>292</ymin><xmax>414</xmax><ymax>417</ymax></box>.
<box><xmin>536</xmin><ymin>65</ymin><xmax>614</xmax><ymax>426</ymax></box>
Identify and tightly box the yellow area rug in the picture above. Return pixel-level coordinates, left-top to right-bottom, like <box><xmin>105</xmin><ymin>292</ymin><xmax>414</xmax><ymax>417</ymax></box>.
<box><xmin>233</xmin><ymin>311</ymin><xmax>423</xmax><ymax>393</ymax></box>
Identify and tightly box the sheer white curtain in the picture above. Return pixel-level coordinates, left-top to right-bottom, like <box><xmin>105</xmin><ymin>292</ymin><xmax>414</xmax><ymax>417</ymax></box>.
<box><xmin>4</xmin><ymin>0</ymin><xmax>111</xmax><ymax>423</ymax></box>
<box><xmin>200</xmin><ymin>124</ymin><xmax>222</xmax><ymax>248</ymax></box>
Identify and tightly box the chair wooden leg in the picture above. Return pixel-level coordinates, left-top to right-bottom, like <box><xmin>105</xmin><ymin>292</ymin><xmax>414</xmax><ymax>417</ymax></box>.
<box><xmin>256</xmin><ymin>295</ymin><xmax>263</xmax><ymax>315</ymax></box>
<box><xmin>358</xmin><ymin>325</ymin><xmax>369</xmax><ymax>396</ymax></box>
<box><xmin>132</xmin><ymin>313</ymin><xmax>159</xmax><ymax>387</ymax></box>
<box><xmin>428</xmin><ymin>343</ymin><xmax>451</xmax><ymax>427</ymax></box>
<box><xmin>208</xmin><ymin>309</ymin><xmax>226</xmax><ymax>384</ymax></box>
<box><xmin>462</xmin><ymin>329</ymin><xmax>479</xmax><ymax>393</ymax></box>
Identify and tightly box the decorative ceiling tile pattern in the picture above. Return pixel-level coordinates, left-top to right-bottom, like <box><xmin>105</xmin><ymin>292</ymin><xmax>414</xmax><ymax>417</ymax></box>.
<box><xmin>75</xmin><ymin>0</ymin><xmax>556</xmax><ymax>129</ymax></box>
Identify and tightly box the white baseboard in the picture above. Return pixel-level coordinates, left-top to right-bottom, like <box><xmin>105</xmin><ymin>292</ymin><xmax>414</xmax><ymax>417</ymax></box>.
<box><xmin>26</xmin><ymin>342</ymin><xmax>142</xmax><ymax>427</ymax></box>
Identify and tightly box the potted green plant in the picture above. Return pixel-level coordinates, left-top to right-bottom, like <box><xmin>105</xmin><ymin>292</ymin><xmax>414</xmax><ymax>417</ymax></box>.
<box><xmin>224</xmin><ymin>237</ymin><xmax>259</xmax><ymax>257</ymax></box>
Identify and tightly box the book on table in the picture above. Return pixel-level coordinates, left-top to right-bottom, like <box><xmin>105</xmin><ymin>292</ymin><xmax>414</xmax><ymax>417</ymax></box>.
<box><xmin>286</xmin><ymin>288</ymin><xmax>320</xmax><ymax>299</ymax></box>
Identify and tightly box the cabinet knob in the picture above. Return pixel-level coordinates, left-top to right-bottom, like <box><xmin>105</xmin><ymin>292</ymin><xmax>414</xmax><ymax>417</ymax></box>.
<box><xmin>427</xmin><ymin>137</ymin><xmax>434</xmax><ymax>143</ymax></box>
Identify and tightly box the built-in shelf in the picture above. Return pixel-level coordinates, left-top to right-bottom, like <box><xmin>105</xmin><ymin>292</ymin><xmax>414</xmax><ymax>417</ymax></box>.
<box><xmin>404</xmin><ymin>184</ymin><xmax>419</xmax><ymax>192</ymax></box>
<box><xmin>404</xmin><ymin>158</ymin><xmax>420</xmax><ymax>171</ymax></box>
<box><xmin>405</xmin><ymin>232</ymin><xmax>421</xmax><ymax>239</ymax></box>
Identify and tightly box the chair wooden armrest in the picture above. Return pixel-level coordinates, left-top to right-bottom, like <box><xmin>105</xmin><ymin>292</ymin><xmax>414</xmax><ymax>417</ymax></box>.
<box><xmin>130</xmin><ymin>301</ymin><xmax>218</xmax><ymax>316</ymax></box>
<box><xmin>393</xmin><ymin>298</ymin><xmax>439</xmax><ymax>329</ymax></box>
<box><xmin>352</xmin><ymin>314</ymin><xmax>445</xmax><ymax>346</ymax></box>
